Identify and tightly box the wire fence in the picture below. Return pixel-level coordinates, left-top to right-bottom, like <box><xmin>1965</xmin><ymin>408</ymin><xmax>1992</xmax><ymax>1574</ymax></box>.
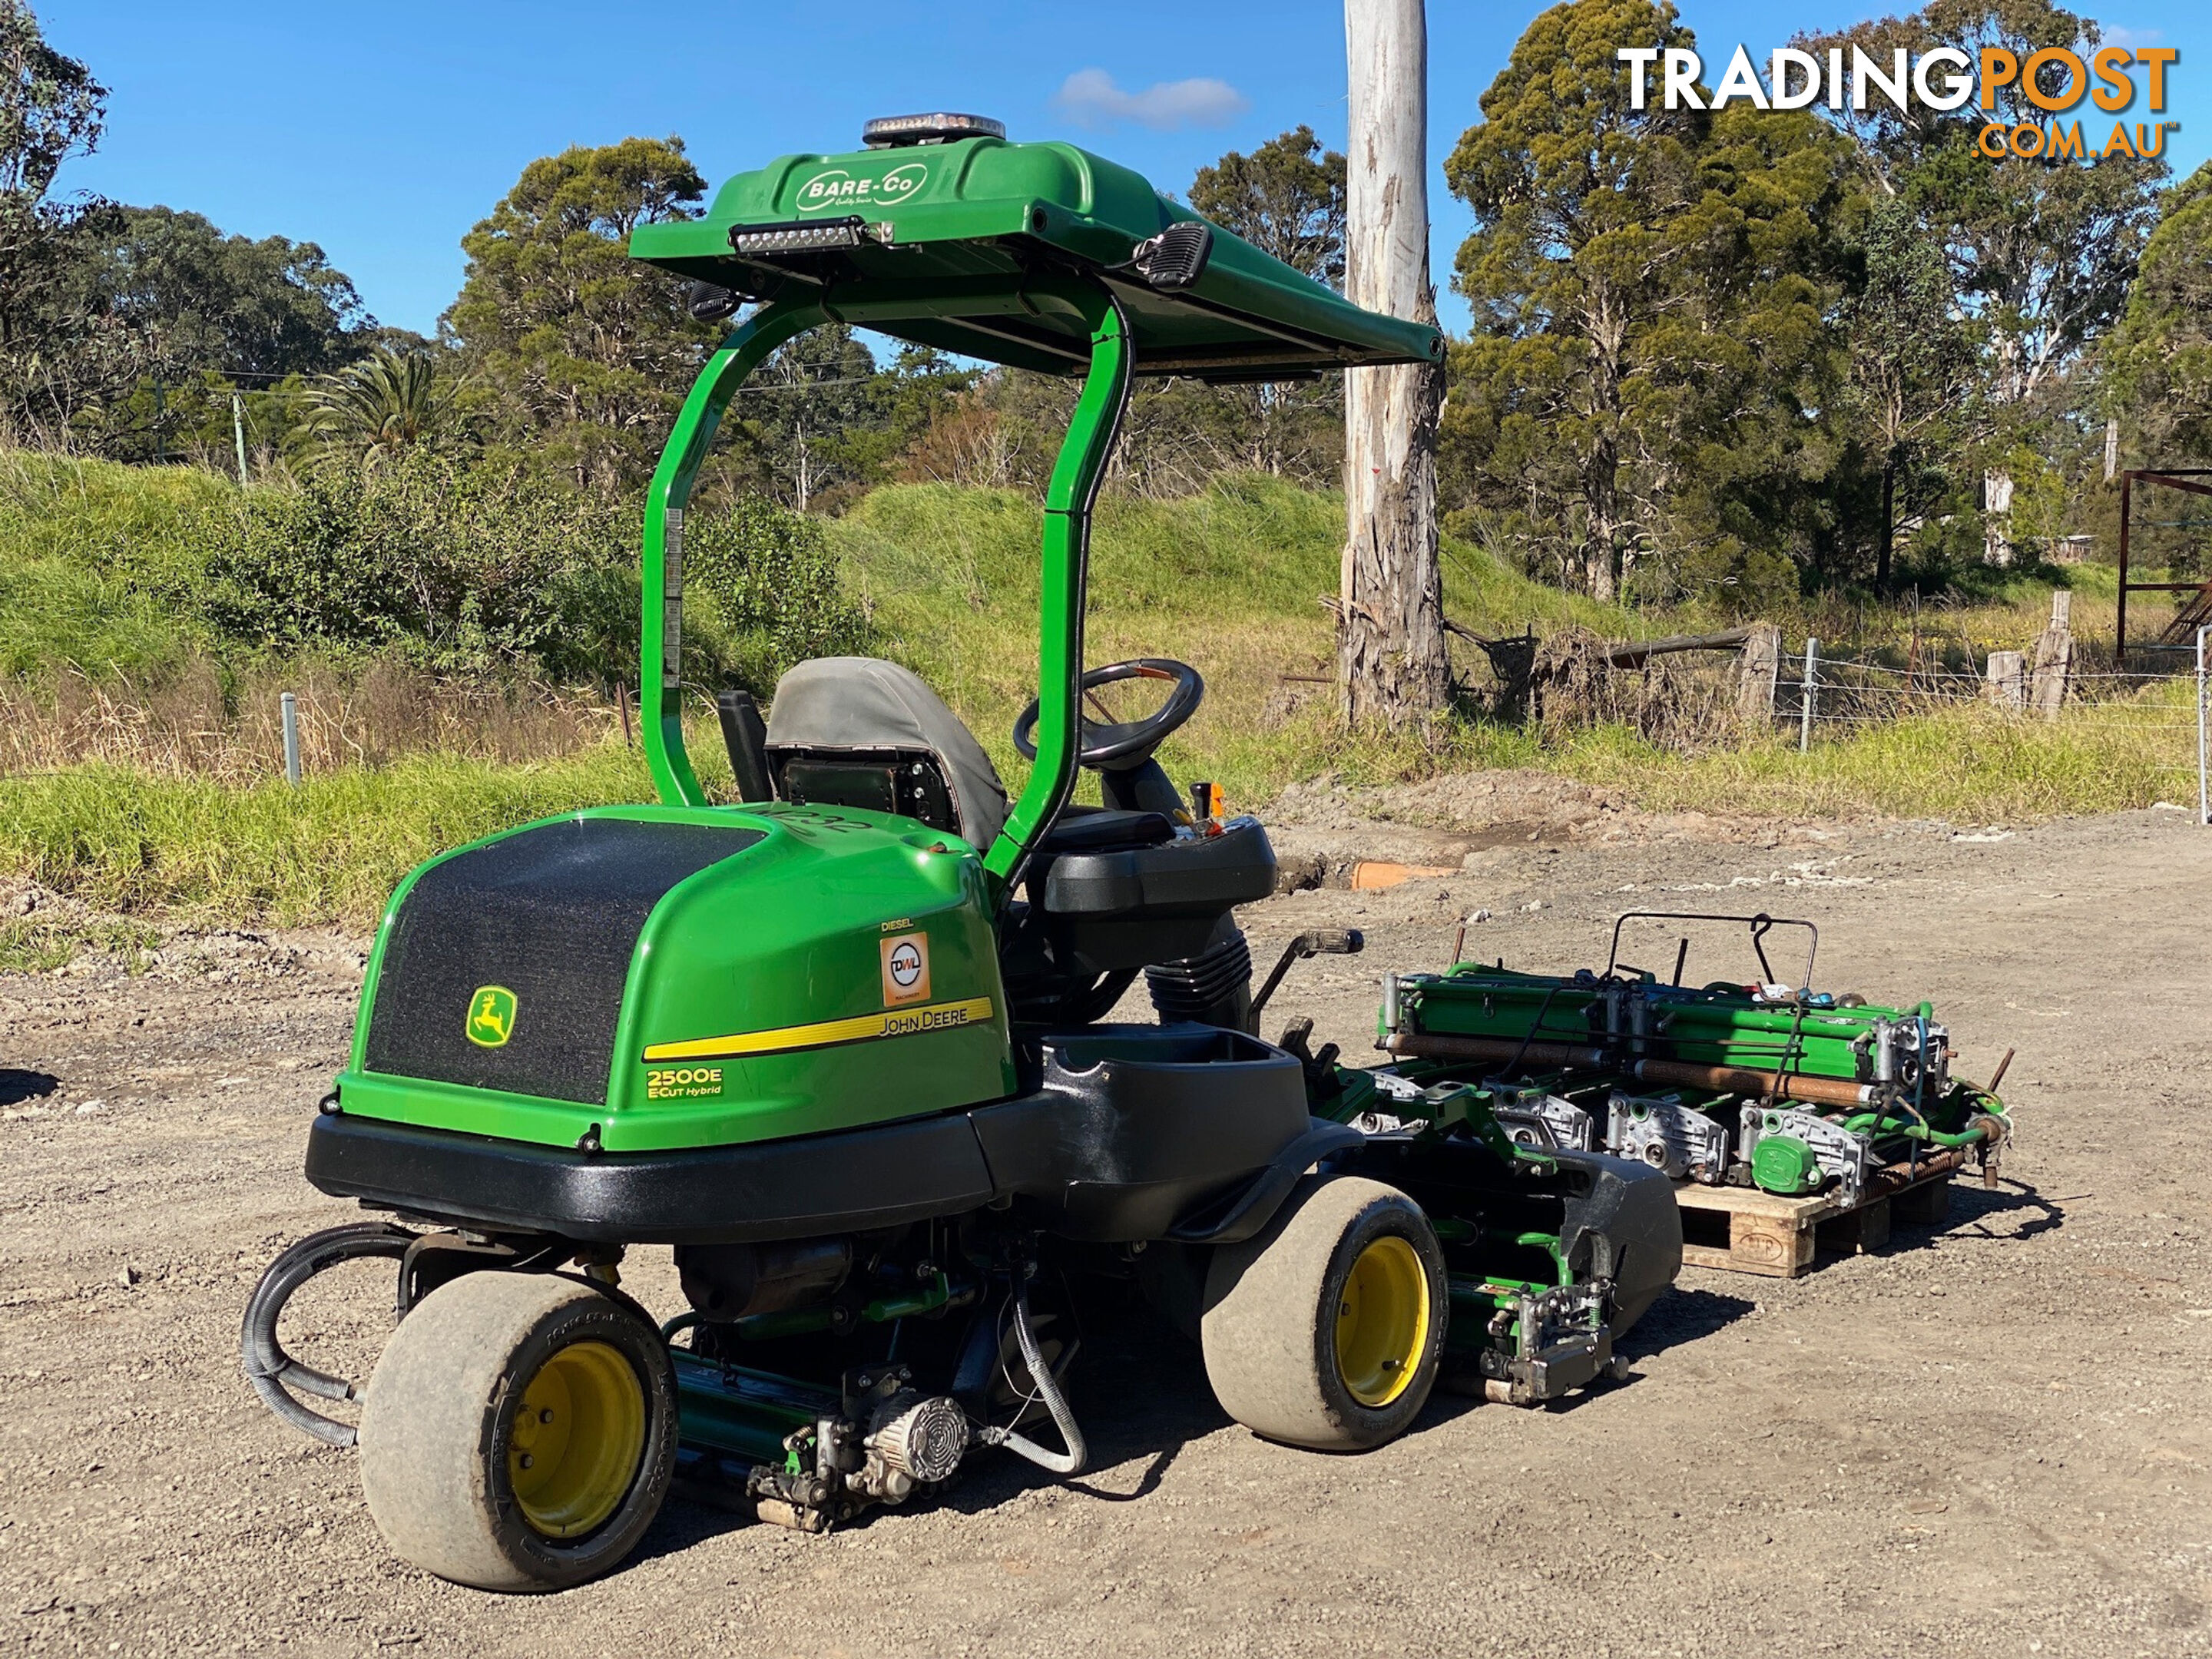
<box><xmin>1756</xmin><ymin>627</ymin><xmax>2212</xmax><ymax>823</ymax></box>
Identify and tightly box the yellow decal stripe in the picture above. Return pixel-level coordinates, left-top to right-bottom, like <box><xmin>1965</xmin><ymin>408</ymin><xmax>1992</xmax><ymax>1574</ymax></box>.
<box><xmin>642</xmin><ymin>997</ymin><xmax>996</xmax><ymax>1062</ymax></box>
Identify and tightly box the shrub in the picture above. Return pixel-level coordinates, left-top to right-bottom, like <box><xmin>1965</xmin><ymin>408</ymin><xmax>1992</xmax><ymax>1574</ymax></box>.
<box><xmin>161</xmin><ymin>457</ymin><xmax>869</xmax><ymax>695</ymax></box>
<box><xmin>182</xmin><ymin>453</ymin><xmax>634</xmax><ymax>672</ymax></box>
<box><xmin>685</xmin><ymin>493</ymin><xmax>874</xmax><ymax>695</ymax></box>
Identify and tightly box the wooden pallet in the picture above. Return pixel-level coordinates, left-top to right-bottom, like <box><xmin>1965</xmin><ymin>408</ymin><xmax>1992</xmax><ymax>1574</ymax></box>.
<box><xmin>1672</xmin><ymin>1147</ymin><xmax>1966</xmax><ymax>1279</ymax></box>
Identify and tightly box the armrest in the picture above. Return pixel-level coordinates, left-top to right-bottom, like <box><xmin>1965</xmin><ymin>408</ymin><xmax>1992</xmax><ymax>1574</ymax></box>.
<box><xmin>1041</xmin><ymin>820</ymin><xmax>1277</xmax><ymax>916</ymax></box>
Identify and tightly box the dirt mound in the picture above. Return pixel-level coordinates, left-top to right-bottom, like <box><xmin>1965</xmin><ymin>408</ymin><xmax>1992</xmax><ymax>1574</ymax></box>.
<box><xmin>1263</xmin><ymin>770</ymin><xmax>1820</xmax><ymax>889</ymax></box>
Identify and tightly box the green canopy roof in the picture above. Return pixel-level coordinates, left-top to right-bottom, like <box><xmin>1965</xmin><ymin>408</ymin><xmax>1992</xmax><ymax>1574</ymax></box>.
<box><xmin>628</xmin><ymin>131</ymin><xmax>1442</xmax><ymax>381</ymax></box>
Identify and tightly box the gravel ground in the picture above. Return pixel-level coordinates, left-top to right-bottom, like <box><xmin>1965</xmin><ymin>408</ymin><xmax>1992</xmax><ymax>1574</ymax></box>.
<box><xmin>1</xmin><ymin>801</ymin><xmax>2207</xmax><ymax>1657</ymax></box>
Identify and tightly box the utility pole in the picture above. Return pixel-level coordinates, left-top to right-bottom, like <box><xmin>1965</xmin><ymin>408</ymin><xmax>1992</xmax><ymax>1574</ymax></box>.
<box><xmin>1339</xmin><ymin>0</ymin><xmax>1447</xmax><ymax>727</ymax></box>
<box><xmin>231</xmin><ymin>391</ymin><xmax>250</xmax><ymax>486</ymax></box>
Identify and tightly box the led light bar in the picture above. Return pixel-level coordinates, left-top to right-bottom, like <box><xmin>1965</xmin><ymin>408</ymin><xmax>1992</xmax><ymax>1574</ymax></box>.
<box><xmin>1128</xmin><ymin>221</ymin><xmax>1214</xmax><ymax>292</ymax></box>
<box><xmin>861</xmin><ymin>112</ymin><xmax>1005</xmax><ymax>148</ymax></box>
<box><xmin>726</xmin><ymin>217</ymin><xmax>892</xmax><ymax>256</ymax></box>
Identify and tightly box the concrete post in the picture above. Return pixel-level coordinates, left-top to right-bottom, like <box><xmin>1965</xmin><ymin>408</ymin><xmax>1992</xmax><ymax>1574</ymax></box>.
<box><xmin>280</xmin><ymin>692</ymin><xmax>301</xmax><ymax>786</ymax></box>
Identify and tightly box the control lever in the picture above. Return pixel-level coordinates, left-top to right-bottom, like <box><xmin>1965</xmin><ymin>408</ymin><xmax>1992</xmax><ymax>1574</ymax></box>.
<box><xmin>1274</xmin><ymin>1015</ymin><xmax>1343</xmax><ymax>1095</ymax></box>
<box><xmin>1250</xmin><ymin>928</ymin><xmax>1365</xmax><ymax>1023</ymax></box>
<box><xmin>1189</xmin><ymin>780</ymin><xmax>1224</xmax><ymax>832</ymax></box>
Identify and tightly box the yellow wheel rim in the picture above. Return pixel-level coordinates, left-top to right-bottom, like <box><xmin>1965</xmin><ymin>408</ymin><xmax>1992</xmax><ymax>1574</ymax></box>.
<box><xmin>1333</xmin><ymin>1235</ymin><xmax>1430</xmax><ymax>1408</ymax></box>
<box><xmin>507</xmin><ymin>1340</ymin><xmax>646</xmax><ymax>1539</ymax></box>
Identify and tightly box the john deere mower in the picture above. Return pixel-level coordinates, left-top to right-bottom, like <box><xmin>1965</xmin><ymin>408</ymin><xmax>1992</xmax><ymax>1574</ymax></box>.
<box><xmin>243</xmin><ymin>113</ymin><xmax>1683</xmax><ymax>1592</ymax></box>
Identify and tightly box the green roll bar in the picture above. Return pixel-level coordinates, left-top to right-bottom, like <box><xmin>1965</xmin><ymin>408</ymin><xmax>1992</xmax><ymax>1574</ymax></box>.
<box><xmin>630</xmin><ymin>127</ymin><xmax>1442</xmax><ymax>896</ymax></box>
<box><xmin>637</xmin><ymin>276</ymin><xmax>1129</xmax><ymax>889</ymax></box>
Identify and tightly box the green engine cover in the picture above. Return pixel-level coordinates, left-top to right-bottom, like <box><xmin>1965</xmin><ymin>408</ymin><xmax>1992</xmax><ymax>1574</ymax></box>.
<box><xmin>334</xmin><ymin>803</ymin><xmax>1014</xmax><ymax>1154</ymax></box>
<box><xmin>1750</xmin><ymin>1134</ymin><xmax>1823</xmax><ymax>1196</ymax></box>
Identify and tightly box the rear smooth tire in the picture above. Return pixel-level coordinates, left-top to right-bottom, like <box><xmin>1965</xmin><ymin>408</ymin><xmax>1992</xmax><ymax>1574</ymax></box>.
<box><xmin>1200</xmin><ymin>1174</ymin><xmax>1446</xmax><ymax>1450</ymax></box>
<box><xmin>358</xmin><ymin>1272</ymin><xmax>674</xmax><ymax>1592</ymax></box>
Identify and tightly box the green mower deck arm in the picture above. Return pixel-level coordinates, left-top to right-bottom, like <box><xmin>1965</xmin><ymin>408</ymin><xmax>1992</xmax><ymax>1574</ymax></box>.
<box><xmin>637</xmin><ymin>276</ymin><xmax>1131</xmax><ymax>891</ymax></box>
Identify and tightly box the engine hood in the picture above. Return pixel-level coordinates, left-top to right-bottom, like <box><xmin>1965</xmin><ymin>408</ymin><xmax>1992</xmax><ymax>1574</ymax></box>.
<box><xmin>336</xmin><ymin>804</ymin><xmax>1012</xmax><ymax>1154</ymax></box>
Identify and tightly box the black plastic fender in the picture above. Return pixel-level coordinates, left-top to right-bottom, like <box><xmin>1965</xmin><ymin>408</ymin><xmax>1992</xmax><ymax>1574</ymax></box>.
<box><xmin>971</xmin><ymin>1025</ymin><xmax>1313</xmax><ymax>1242</ymax></box>
<box><xmin>1548</xmin><ymin>1147</ymin><xmax>1684</xmax><ymax>1334</ymax></box>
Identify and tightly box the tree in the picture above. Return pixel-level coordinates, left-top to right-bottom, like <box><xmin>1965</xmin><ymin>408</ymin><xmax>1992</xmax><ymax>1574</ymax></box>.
<box><xmin>90</xmin><ymin>207</ymin><xmax>369</xmax><ymax>378</ymax></box>
<box><xmin>445</xmin><ymin>137</ymin><xmax>719</xmax><ymax>495</ymax></box>
<box><xmin>1798</xmin><ymin>1</ymin><xmax>2167</xmax><ymax>563</ymax></box>
<box><xmin>1442</xmin><ymin>0</ymin><xmax>1853</xmax><ymax>608</ymax></box>
<box><xmin>2</xmin><ymin>5</ymin><xmax>380</xmax><ymax>461</ymax></box>
<box><xmin>2105</xmin><ymin>162</ymin><xmax>2212</xmax><ymax>463</ymax></box>
<box><xmin>1839</xmin><ymin>194</ymin><xmax>1978</xmax><ymax>588</ymax></box>
<box><xmin>1179</xmin><ymin>127</ymin><xmax>1350</xmax><ymax>483</ymax></box>
<box><xmin>0</xmin><ymin>0</ymin><xmax>124</xmax><ymax>448</ymax></box>
<box><xmin>1340</xmin><ymin>0</ymin><xmax>1448</xmax><ymax>726</ymax></box>
<box><xmin>1191</xmin><ymin>125</ymin><xmax>1348</xmax><ymax>286</ymax></box>
<box><xmin>62</xmin><ymin>204</ymin><xmax>379</xmax><ymax>462</ymax></box>
<box><xmin>743</xmin><ymin>323</ymin><xmax>887</xmax><ymax>512</ymax></box>
<box><xmin>296</xmin><ymin>346</ymin><xmax>470</xmax><ymax>473</ymax></box>
<box><xmin>708</xmin><ymin>332</ymin><xmax>979</xmax><ymax>511</ymax></box>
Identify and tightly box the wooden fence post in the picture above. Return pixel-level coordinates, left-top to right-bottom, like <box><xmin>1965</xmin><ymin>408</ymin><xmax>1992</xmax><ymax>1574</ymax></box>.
<box><xmin>2029</xmin><ymin>590</ymin><xmax>2073</xmax><ymax>722</ymax></box>
<box><xmin>1798</xmin><ymin>637</ymin><xmax>1818</xmax><ymax>752</ymax></box>
<box><xmin>1736</xmin><ymin>624</ymin><xmax>1781</xmax><ymax>724</ymax></box>
<box><xmin>1983</xmin><ymin>651</ymin><xmax>2028</xmax><ymax>711</ymax></box>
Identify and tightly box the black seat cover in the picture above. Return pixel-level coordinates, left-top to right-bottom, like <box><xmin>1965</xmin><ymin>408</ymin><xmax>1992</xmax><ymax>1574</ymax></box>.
<box><xmin>765</xmin><ymin>658</ymin><xmax>1010</xmax><ymax>849</ymax></box>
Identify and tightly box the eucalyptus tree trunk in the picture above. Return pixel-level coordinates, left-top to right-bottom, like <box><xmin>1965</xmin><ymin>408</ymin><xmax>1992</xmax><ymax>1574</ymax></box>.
<box><xmin>1339</xmin><ymin>0</ymin><xmax>1448</xmax><ymax>726</ymax></box>
<box><xmin>1877</xmin><ymin>453</ymin><xmax>1896</xmax><ymax>593</ymax></box>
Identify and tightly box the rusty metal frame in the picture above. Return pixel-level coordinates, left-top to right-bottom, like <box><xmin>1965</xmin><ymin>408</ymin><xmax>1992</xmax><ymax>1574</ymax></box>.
<box><xmin>2116</xmin><ymin>468</ymin><xmax>2212</xmax><ymax>661</ymax></box>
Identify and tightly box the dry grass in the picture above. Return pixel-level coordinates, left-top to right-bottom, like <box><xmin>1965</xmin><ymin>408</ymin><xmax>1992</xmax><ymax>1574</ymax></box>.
<box><xmin>0</xmin><ymin>656</ymin><xmax>621</xmax><ymax>784</ymax></box>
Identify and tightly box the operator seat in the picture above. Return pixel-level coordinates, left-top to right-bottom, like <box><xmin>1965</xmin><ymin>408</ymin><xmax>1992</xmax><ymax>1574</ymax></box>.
<box><xmin>760</xmin><ymin>658</ymin><xmax>1172</xmax><ymax>854</ymax></box>
<box><xmin>761</xmin><ymin>656</ymin><xmax>1273</xmax><ymax>1012</ymax></box>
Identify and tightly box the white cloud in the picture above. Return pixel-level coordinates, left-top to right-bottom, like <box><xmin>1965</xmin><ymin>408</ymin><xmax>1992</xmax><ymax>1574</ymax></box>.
<box><xmin>2101</xmin><ymin>25</ymin><xmax>2163</xmax><ymax>50</ymax></box>
<box><xmin>1054</xmin><ymin>68</ymin><xmax>1250</xmax><ymax>131</ymax></box>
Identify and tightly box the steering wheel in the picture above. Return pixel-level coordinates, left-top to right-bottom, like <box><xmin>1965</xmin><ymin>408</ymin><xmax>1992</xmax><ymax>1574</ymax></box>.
<box><xmin>1012</xmin><ymin>658</ymin><xmax>1204</xmax><ymax>772</ymax></box>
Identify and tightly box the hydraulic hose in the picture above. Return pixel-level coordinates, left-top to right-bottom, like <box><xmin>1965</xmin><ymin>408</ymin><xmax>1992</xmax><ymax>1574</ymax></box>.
<box><xmin>976</xmin><ymin>1277</ymin><xmax>1088</xmax><ymax>1478</ymax></box>
<box><xmin>240</xmin><ymin>1222</ymin><xmax>416</xmax><ymax>1447</ymax></box>
<box><xmin>1839</xmin><ymin>1112</ymin><xmax>1989</xmax><ymax>1148</ymax></box>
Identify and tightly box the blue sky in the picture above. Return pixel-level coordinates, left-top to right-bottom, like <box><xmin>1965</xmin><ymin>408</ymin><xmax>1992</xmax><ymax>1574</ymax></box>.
<box><xmin>40</xmin><ymin>1</ymin><xmax>2210</xmax><ymax>343</ymax></box>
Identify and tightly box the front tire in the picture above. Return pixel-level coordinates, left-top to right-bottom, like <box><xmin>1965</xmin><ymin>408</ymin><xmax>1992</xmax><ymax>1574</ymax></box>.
<box><xmin>358</xmin><ymin>1272</ymin><xmax>674</xmax><ymax>1592</ymax></box>
<box><xmin>1200</xmin><ymin>1174</ymin><xmax>1446</xmax><ymax>1451</ymax></box>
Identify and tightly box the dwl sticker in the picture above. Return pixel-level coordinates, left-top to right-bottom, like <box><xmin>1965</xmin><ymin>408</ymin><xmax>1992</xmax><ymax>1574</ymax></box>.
<box><xmin>881</xmin><ymin>932</ymin><xmax>931</xmax><ymax>1006</ymax></box>
<box><xmin>466</xmin><ymin>985</ymin><xmax>518</xmax><ymax>1048</ymax></box>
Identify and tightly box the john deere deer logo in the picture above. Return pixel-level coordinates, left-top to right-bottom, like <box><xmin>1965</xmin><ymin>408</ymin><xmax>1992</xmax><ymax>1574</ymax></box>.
<box><xmin>466</xmin><ymin>985</ymin><xmax>518</xmax><ymax>1048</ymax></box>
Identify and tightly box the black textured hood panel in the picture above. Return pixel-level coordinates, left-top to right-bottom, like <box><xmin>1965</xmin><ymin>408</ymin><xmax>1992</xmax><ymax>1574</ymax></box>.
<box><xmin>362</xmin><ymin>818</ymin><xmax>762</xmax><ymax>1106</ymax></box>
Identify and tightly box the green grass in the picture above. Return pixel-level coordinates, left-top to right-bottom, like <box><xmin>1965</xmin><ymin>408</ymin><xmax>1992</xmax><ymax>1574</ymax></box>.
<box><xmin>8</xmin><ymin>690</ymin><xmax>2192</xmax><ymax>929</ymax></box>
<box><xmin>0</xmin><ymin>914</ymin><xmax>161</xmax><ymax>975</ymax></box>
<box><xmin>830</xmin><ymin>475</ymin><xmax>1629</xmax><ymax>800</ymax></box>
<box><xmin>0</xmin><ymin>745</ymin><xmax>657</xmax><ymax>924</ymax></box>
<box><xmin>0</xmin><ymin>450</ymin><xmax>232</xmax><ymax>677</ymax></box>
<box><xmin>1563</xmin><ymin>691</ymin><xmax>2200</xmax><ymax>823</ymax></box>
